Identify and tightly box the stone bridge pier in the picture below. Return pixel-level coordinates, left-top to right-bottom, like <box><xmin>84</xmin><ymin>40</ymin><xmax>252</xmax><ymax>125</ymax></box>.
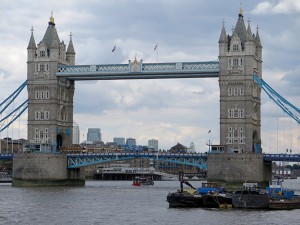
<box><xmin>12</xmin><ymin>153</ymin><xmax>85</xmax><ymax>187</ymax></box>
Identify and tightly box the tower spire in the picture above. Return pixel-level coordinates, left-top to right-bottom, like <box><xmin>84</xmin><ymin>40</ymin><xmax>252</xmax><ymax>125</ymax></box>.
<box><xmin>49</xmin><ymin>11</ymin><xmax>55</xmax><ymax>26</ymax></box>
<box><xmin>239</xmin><ymin>2</ymin><xmax>243</xmax><ymax>16</ymax></box>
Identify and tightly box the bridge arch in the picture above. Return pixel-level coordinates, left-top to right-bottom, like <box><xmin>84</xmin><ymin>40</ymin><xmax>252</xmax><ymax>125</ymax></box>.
<box><xmin>67</xmin><ymin>153</ymin><xmax>208</xmax><ymax>170</ymax></box>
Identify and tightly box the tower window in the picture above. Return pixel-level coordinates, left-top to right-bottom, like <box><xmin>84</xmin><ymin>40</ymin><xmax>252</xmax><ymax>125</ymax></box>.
<box><xmin>233</xmin><ymin>44</ymin><xmax>239</xmax><ymax>51</ymax></box>
<box><xmin>234</xmin><ymin>110</ymin><xmax>239</xmax><ymax>118</ymax></box>
<box><xmin>40</xmin><ymin>51</ymin><xmax>45</xmax><ymax>57</ymax></box>
<box><xmin>233</xmin><ymin>59</ymin><xmax>239</xmax><ymax>66</ymax></box>
<box><xmin>45</xmin><ymin>91</ymin><xmax>49</xmax><ymax>99</ymax></box>
<box><xmin>39</xmin><ymin>64</ymin><xmax>45</xmax><ymax>72</ymax></box>
<box><xmin>234</xmin><ymin>88</ymin><xmax>238</xmax><ymax>96</ymax></box>
<box><xmin>240</xmin><ymin>87</ymin><xmax>244</xmax><ymax>95</ymax></box>
<box><xmin>228</xmin><ymin>88</ymin><xmax>233</xmax><ymax>96</ymax></box>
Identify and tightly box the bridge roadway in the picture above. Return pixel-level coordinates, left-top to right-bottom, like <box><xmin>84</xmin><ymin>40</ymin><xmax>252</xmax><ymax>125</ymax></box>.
<box><xmin>1</xmin><ymin>153</ymin><xmax>300</xmax><ymax>168</ymax></box>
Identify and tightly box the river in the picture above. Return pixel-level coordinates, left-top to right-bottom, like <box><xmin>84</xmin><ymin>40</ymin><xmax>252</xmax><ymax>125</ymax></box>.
<box><xmin>1</xmin><ymin>179</ymin><xmax>300</xmax><ymax>225</ymax></box>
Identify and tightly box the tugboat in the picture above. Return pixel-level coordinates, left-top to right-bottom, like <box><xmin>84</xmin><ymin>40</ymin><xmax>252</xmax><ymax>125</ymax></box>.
<box><xmin>232</xmin><ymin>183</ymin><xmax>270</xmax><ymax>209</ymax></box>
<box><xmin>266</xmin><ymin>179</ymin><xmax>300</xmax><ymax>210</ymax></box>
<box><xmin>167</xmin><ymin>176</ymin><xmax>204</xmax><ymax>208</ymax></box>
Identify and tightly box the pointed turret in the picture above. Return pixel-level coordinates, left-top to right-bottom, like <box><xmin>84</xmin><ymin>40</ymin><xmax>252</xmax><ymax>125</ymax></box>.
<box><xmin>246</xmin><ymin>20</ymin><xmax>255</xmax><ymax>42</ymax></box>
<box><xmin>27</xmin><ymin>27</ymin><xmax>37</xmax><ymax>49</ymax></box>
<box><xmin>219</xmin><ymin>21</ymin><xmax>229</xmax><ymax>56</ymax></box>
<box><xmin>255</xmin><ymin>26</ymin><xmax>262</xmax><ymax>48</ymax></box>
<box><xmin>244</xmin><ymin>19</ymin><xmax>255</xmax><ymax>55</ymax></box>
<box><xmin>27</xmin><ymin>27</ymin><xmax>37</xmax><ymax>62</ymax></box>
<box><xmin>66</xmin><ymin>32</ymin><xmax>76</xmax><ymax>65</ymax></box>
<box><xmin>66</xmin><ymin>33</ymin><xmax>75</xmax><ymax>54</ymax></box>
<box><xmin>219</xmin><ymin>21</ymin><xmax>228</xmax><ymax>43</ymax></box>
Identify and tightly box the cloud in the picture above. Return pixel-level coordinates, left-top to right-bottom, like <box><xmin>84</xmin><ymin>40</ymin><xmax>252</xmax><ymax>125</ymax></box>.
<box><xmin>252</xmin><ymin>0</ymin><xmax>300</xmax><ymax>14</ymax></box>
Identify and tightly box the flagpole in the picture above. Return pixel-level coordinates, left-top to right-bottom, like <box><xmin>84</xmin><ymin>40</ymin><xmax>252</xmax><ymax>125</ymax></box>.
<box><xmin>208</xmin><ymin>130</ymin><xmax>212</xmax><ymax>153</ymax></box>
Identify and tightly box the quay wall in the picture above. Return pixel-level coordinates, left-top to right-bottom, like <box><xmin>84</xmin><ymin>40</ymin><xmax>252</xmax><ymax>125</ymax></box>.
<box><xmin>12</xmin><ymin>153</ymin><xmax>85</xmax><ymax>187</ymax></box>
<box><xmin>207</xmin><ymin>153</ymin><xmax>272</xmax><ymax>188</ymax></box>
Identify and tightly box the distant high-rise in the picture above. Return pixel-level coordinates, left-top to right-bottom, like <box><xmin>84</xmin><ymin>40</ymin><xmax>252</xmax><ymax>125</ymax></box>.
<box><xmin>126</xmin><ymin>138</ymin><xmax>136</xmax><ymax>148</ymax></box>
<box><xmin>72</xmin><ymin>121</ymin><xmax>80</xmax><ymax>144</ymax></box>
<box><xmin>148</xmin><ymin>139</ymin><xmax>158</xmax><ymax>151</ymax></box>
<box><xmin>113</xmin><ymin>137</ymin><xmax>125</xmax><ymax>146</ymax></box>
<box><xmin>87</xmin><ymin>128</ymin><xmax>101</xmax><ymax>142</ymax></box>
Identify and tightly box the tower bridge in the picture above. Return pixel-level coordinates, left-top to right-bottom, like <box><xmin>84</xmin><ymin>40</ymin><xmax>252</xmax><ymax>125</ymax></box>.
<box><xmin>24</xmin><ymin>10</ymin><xmax>263</xmax><ymax>154</ymax></box>
<box><xmin>1</xmin><ymin>7</ymin><xmax>299</xmax><ymax>186</ymax></box>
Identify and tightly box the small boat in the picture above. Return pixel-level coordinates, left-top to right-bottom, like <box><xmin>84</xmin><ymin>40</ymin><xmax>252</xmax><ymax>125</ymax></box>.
<box><xmin>232</xmin><ymin>183</ymin><xmax>270</xmax><ymax>209</ymax></box>
<box><xmin>132</xmin><ymin>177</ymin><xmax>154</xmax><ymax>186</ymax></box>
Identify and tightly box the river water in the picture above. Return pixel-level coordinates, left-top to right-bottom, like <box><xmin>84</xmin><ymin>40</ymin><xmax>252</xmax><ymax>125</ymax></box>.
<box><xmin>1</xmin><ymin>179</ymin><xmax>300</xmax><ymax>225</ymax></box>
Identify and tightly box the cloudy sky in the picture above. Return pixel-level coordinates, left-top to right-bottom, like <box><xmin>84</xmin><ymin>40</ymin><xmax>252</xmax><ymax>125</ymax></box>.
<box><xmin>0</xmin><ymin>0</ymin><xmax>299</xmax><ymax>153</ymax></box>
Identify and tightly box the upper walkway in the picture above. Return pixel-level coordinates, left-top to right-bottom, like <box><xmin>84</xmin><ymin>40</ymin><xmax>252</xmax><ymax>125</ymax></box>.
<box><xmin>56</xmin><ymin>61</ymin><xmax>220</xmax><ymax>80</ymax></box>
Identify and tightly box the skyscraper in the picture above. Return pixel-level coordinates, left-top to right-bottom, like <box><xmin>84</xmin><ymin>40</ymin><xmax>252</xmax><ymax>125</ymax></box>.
<box><xmin>126</xmin><ymin>138</ymin><xmax>136</xmax><ymax>148</ymax></box>
<box><xmin>87</xmin><ymin>128</ymin><xmax>101</xmax><ymax>142</ymax></box>
<box><xmin>148</xmin><ymin>139</ymin><xmax>158</xmax><ymax>151</ymax></box>
<box><xmin>113</xmin><ymin>137</ymin><xmax>125</xmax><ymax>146</ymax></box>
<box><xmin>72</xmin><ymin>121</ymin><xmax>80</xmax><ymax>144</ymax></box>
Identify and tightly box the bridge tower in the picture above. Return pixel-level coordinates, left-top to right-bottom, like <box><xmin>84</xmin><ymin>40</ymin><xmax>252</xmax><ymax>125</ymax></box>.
<box><xmin>218</xmin><ymin>7</ymin><xmax>262</xmax><ymax>153</ymax></box>
<box><xmin>27</xmin><ymin>14</ymin><xmax>75</xmax><ymax>151</ymax></box>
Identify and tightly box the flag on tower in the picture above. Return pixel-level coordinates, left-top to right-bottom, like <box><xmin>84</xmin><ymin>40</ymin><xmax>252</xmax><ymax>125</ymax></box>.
<box><xmin>154</xmin><ymin>44</ymin><xmax>158</xmax><ymax>51</ymax></box>
<box><xmin>112</xmin><ymin>45</ymin><xmax>116</xmax><ymax>52</ymax></box>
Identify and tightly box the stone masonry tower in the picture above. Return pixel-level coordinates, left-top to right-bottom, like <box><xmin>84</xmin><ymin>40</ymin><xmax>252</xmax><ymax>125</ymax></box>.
<box><xmin>218</xmin><ymin>7</ymin><xmax>263</xmax><ymax>153</ymax></box>
<box><xmin>27</xmin><ymin>13</ymin><xmax>75</xmax><ymax>151</ymax></box>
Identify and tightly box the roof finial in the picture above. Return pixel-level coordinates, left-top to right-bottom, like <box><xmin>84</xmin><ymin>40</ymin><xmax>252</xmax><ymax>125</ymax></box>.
<box><xmin>70</xmin><ymin>32</ymin><xmax>73</xmax><ymax>40</ymax></box>
<box><xmin>49</xmin><ymin>10</ymin><xmax>55</xmax><ymax>24</ymax></box>
<box><xmin>31</xmin><ymin>26</ymin><xmax>34</xmax><ymax>34</ymax></box>
<box><xmin>256</xmin><ymin>25</ymin><xmax>259</xmax><ymax>31</ymax></box>
<box><xmin>240</xmin><ymin>2</ymin><xmax>243</xmax><ymax>16</ymax></box>
<box><xmin>222</xmin><ymin>18</ymin><xmax>225</xmax><ymax>26</ymax></box>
